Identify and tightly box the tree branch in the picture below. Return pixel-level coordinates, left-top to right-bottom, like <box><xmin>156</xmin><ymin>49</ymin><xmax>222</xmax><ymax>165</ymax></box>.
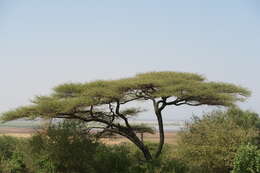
<box><xmin>115</xmin><ymin>100</ymin><xmax>132</xmax><ymax>129</ymax></box>
<box><xmin>120</xmin><ymin>97</ymin><xmax>139</xmax><ymax>104</ymax></box>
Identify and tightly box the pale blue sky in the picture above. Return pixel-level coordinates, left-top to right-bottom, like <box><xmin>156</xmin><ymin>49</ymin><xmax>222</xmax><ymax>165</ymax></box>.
<box><xmin>0</xmin><ymin>0</ymin><xmax>259</xmax><ymax>120</ymax></box>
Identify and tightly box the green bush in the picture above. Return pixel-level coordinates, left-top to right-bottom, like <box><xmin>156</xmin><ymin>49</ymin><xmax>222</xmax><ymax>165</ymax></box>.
<box><xmin>121</xmin><ymin>143</ymin><xmax>188</xmax><ymax>173</ymax></box>
<box><xmin>0</xmin><ymin>136</ymin><xmax>21</xmax><ymax>160</ymax></box>
<box><xmin>94</xmin><ymin>144</ymin><xmax>134</xmax><ymax>173</ymax></box>
<box><xmin>232</xmin><ymin>144</ymin><xmax>260</xmax><ymax>173</ymax></box>
<box><xmin>175</xmin><ymin>108</ymin><xmax>259</xmax><ymax>173</ymax></box>
<box><xmin>24</xmin><ymin>120</ymin><xmax>98</xmax><ymax>173</ymax></box>
<box><xmin>93</xmin><ymin>142</ymin><xmax>188</xmax><ymax>173</ymax></box>
<box><xmin>0</xmin><ymin>136</ymin><xmax>28</xmax><ymax>173</ymax></box>
<box><xmin>135</xmin><ymin>157</ymin><xmax>188</xmax><ymax>173</ymax></box>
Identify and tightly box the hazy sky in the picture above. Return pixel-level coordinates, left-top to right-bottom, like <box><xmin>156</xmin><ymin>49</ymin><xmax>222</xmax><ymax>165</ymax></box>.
<box><xmin>0</xmin><ymin>1</ymin><xmax>259</xmax><ymax>120</ymax></box>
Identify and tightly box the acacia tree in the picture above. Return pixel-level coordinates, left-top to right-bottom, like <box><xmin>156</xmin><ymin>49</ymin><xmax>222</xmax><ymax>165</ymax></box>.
<box><xmin>0</xmin><ymin>72</ymin><xmax>250</xmax><ymax>161</ymax></box>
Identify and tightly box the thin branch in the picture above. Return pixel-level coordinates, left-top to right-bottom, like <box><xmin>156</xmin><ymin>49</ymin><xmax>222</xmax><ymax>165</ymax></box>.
<box><xmin>165</xmin><ymin>98</ymin><xmax>185</xmax><ymax>105</ymax></box>
<box><xmin>175</xmin><ymin>102</ymin><xmax>203</xmax><ymax>106</ymax></box>
<box><xmin>115</xmin><ymin>100</ymin><xmax>131</xmax><ymax>129</ymax></box>
<box><xmin>120</xmin><ymin>97</ymin><xmax>139</xmax><ymax>104</ymax></box>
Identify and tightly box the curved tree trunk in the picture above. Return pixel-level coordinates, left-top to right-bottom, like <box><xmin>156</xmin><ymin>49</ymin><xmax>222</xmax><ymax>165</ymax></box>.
<box><xmin>127</xmin><ymin>131</ymin><xmax>153</xmax><ymax>161</ymax></box>
<box><xmin>155</xmin><ymin>110</ymin><xmax>164</xmax><ymax>158</ymax></box>
<box><xmin>137</xmin><ymin>143</ymin><xmax>153</xmax><ymax>161</ymax></box>
<box><xmin>112</xmin><ymin>127</ymin><xmax>153</xmax><ymax>161</ymax></box>
<box><xmin>152</xmin><ymin>99</ymin><xmax>165</xmax><ymax>158</ymax></box>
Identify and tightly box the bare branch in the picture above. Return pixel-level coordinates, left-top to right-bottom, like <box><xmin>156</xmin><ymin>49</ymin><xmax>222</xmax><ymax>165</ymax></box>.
<box><xmin>175</xmin><ymin>102</ymin><xmax>203</xmax><ymax>106</ymax></box>
<box><xmin>115</xmin><ymin>100</ymin><xmax>132</xmax><ymax>129</ymax></box>
<box><xmin>120</xmin><ymin>97</ymin><xmax>139</xmax><ymax>104</ymax></box>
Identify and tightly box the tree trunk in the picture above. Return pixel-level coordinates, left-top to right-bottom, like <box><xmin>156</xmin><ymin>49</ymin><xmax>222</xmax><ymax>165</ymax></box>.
<box><xmin>139</xmin><ymin>144</ymin><xmax>153</xmax><ymax>161</ymax></box>
<box><xmin>128</xmin><ymin>131</ymin><xmax>153</xmax><ymax>161</ymax></box>
<box><xmin>155</xmin><ymin>110</ymin><xmax>164</xmax><ymax>158</ymax></box>
<box><xmin>116</xmin><ymin>127</ymin><xmax>153</xmax><ymax>161</ymax></box>
<box><xmin>152</xmin><ymin>99</ymin><xmax>165</xmax><ymax>158</ymax></box>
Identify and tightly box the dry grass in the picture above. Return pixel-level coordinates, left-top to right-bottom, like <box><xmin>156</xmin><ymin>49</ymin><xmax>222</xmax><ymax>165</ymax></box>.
<box><xmin>0</xmin><ymin>127</ymin><xmax>179</xmax><ymax>144</ymax></box>
<box><xmin>0</xmin><ymin>133</ymin><xmax>32</xmax><ymax>138</ymax></box>
<box><xmin>100</xmin><ymin>132</ymin><xmax>178</xmax><ymax>145</ymax></box>
<box><xmin>0</xmin><ymin>127</ymin><xmax>34</xmax><ymax>138</ymax></box>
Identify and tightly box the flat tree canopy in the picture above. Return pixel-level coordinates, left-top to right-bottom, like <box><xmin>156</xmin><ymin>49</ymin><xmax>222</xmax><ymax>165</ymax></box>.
<box><xmin>0</xmin><ymin>71</ymin><xmax>251</xmax><ymax>160</ymax></box>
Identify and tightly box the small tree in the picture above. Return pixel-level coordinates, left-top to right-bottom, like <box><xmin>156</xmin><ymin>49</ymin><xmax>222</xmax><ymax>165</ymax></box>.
<box><xmin>0</xmin><ymin>71</ymin><xmax>250</xmax><ymax>160</ymax></box>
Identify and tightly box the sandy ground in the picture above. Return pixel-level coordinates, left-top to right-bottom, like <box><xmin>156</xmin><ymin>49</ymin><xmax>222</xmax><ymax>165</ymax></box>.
<box><xmin>0</xmin><ymin>127</ymin><xmax>35</xmax><ymax>138</ymax></box>
<box><xmin>0</xmin><ymin>127</ymin><xmax>179</xmax><ymax>145</ymax></box>
<box><xmin>100</xmin><ymin>132</ymin><xmax>178</xmax><ymax>145</ymax></box>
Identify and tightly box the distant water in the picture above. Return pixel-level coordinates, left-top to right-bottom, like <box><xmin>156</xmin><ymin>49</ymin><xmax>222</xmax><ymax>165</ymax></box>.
<box><xmin>0</xmin><ymin>120</ymin><xmax>42</xmax><ymax>128</ymax></box>
<box><xmin>0</xmin><ymin>119</ymin><xmax>185</xmax><ymax>132</ymax></box>
<box><xmin>0</xmin><ymin>100</ymin><xmax>221</xmax><ymax>133</ymax></box>
<box><xmin>128</xmin><ymin>119</ymin><xmax>185</xmax><ymax>131</ymax></box>
<box><xmin>0</xmin><ymin>105</ymin><xmax>218</xmax><ymax>132</ymax></box>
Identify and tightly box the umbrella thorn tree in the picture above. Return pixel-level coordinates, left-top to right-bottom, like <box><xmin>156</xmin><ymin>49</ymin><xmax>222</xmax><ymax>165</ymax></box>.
<box><xmin>0</xmin><ymin>71</ymin><xmax>251</xmax><ymax>161</ymax></box>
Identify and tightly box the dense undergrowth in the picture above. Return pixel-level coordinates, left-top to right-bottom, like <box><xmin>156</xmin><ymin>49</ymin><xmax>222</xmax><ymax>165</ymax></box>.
<box><xmin>0</xmin><ymin>108</ymin><xmax>259</xmax><ymax>173</ymax></box>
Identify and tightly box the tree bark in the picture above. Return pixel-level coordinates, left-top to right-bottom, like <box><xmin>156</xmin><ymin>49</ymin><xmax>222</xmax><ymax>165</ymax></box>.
<box><xmin>125</xmin><ymin>130</ymin><xmax>153</xmax><ymax>161</ymax></box>
<box><xmin>106</xmin><ymin>125</ymin><xmax>153</xmax><ymax>161</ymax></box>
<box><xmin>152</xmin><ymin>99</ymin><xmax>165</xmax><ymax>158</ymax></box>
<box><xmin>138</xmin><ymin>143</ymin><xmax>153</xmax><ymax>161</ymax></box>
<box><xmin>155</xmin><ymin>110</ymin><xmax>164</xmax><ymax>158</ymax></box>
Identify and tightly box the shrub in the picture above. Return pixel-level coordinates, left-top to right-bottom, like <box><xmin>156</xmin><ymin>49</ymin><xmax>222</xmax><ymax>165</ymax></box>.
<box><xmin>125</xmin><ymin>143</ymin><xmax>188</xmax><ymax>173</ymax></box>
<box><xmin>175</xmin><ymin>108</ymin><xmax>259</xmax><ymax>173</ymax></box>
<box><xmin>0</xmin><ymin>136</ymin><xmax>28</xmax><ymax>173</ymax></box>
<box><xmin>232</xmin><ymin>144</ymin><xmax>260</xmax><ymax>173</ymax></box>
<box><xmin>24</xmin><ymin>120</ymin><xmax>98</xmax><ymax>173</ymax></box>
<box><xmin>93</xmin><ymin>142</ymin><xmax>188</xmax><ymax>173</ymax></box>
<box><xmin>94</xmin><ymin>144</ymin><xmax>134</xmax><ymax>173</ymax></box>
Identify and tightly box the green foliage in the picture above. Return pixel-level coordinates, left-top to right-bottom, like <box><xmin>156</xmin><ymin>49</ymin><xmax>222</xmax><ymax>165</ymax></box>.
<box><xmin>0</xmin><ymin>136</ymin><xmax>28</xmax><ymax>173</ymax></box>
<box><xmin>232</xmin><ymin>144</ymin><xmax>260</xmax><ymax>173</ymax></box>
<box><xmin>1</xmin><ymin>71</ymin><xmax>250</xmax><ymax>121</ymax></box>
<box><xmin>128</xmin><ymin>158</ymin><xmax>188</xmax><ymax>173</ymax></box>
<box><xmin>94</xmin><ymin>144</ymin><xmax>134</xmax><ymax>173</ymax></box>
<box><xmin>175</xmin><ymin>108</ymin><xmax>259</xmax><ymax>173</ymax></box>
<box><xmin>118</xmin><ymin>142</ymin><xmax>188</xmax><ymax>173</ymax></box>
<box><xmin>23</xmin><ymin>121</ymin><xmax>98</xmax><ymax>173</ymax></box>
<box><xmin>131</xmin><ymin>124</ymin><xmax>155</xmax><ymax>134</ymax></box>
<box><xmin>4</xmin><ymin>150</ymin><xmax>26</xmax><ymax>173</ymax></box>
<box><xmin>226</xmin><ymin>108</ymin><xmax>260</xmax><ymax>129</ymax></box>
<box><xmin>121</xmin><ymin>107</ymin><xmax>144</xmax><ymax>117</ymax></box>
<box><xmin>0</xmin><ymin>136</ymin><xmax>17</xmax><ymax>161</ymax></box>
<box><xmin>0</xmin><ymin>135</ymin><xmax>187</xmax><ymax>173</ymax></box>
